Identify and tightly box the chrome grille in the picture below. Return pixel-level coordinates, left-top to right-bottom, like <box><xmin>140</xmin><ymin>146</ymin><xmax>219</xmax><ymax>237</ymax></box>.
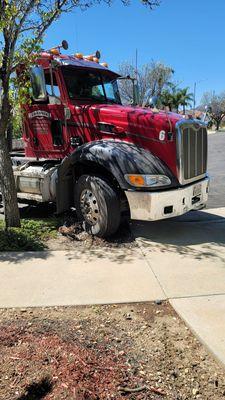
<box><xmin>176</xmin><ymin>121</ymin><xmax>207</xmax><ymax>185</ymax></box>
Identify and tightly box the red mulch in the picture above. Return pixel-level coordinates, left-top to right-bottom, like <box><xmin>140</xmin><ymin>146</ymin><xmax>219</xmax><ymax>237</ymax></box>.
<box><xmin>0</xmin><ymin>323</ymin><xmax>151</xmax><ymax>400</ymax></box>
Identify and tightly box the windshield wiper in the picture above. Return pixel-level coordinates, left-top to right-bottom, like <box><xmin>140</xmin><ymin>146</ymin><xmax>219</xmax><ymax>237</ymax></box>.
<box><xmin>106</xmin><ymin>99</ymin><xmax>120</xmax><ymax>104</ymax></box>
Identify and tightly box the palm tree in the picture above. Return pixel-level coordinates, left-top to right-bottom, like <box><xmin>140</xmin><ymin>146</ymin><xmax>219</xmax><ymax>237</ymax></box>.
<box><xmin>160</xmin><ymin>85</ymin><xmax>193</xmax><ymax>114</ymax></box>
<box><xmin>160</xmin><ymin>89</ymin><xmax>174</xmax><ymax>111</ymax></box>
<box><xmin>178</xmin><ymin>87</ymin><xmax>193</xmax><ymax>114</ymax></box>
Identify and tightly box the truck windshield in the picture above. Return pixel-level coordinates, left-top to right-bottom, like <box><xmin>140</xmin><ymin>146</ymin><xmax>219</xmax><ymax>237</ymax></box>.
<box><xmin>63</xmin><ymin>68</ymin><xmax>121</xmax><ymax>104</ymax></box>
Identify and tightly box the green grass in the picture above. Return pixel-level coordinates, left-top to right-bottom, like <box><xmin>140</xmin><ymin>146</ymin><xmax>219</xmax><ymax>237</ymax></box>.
<box><xmin>0</xmin><ymin>218</ymin><xmax>59</xmax><ymax>251</ymax></box>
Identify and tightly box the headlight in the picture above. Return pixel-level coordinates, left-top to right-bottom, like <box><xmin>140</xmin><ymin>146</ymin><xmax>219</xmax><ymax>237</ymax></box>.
<box><xmin>125</xmin><ymin>174</ymin><xmax>171</xmax><ymax>188</ymax></box>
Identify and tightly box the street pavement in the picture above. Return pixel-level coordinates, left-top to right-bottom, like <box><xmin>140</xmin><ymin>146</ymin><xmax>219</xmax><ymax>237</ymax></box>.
<box><xmin>207</xmin><ymin>132</ymin><xmax>225</xmax><ymax>208</ymax></box>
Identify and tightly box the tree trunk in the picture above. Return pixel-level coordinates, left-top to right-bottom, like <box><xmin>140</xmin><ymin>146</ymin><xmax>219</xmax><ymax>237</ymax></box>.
<box><xmin>7</xmin><ymin>121</ymin><xmax>13</xmax><ymax>152</ymax></box>
<box><xmin>216</xmin><ymin>119</ymin><xmax>221</xmax><ymax>131</ymax></box>
<box><xmin>0</xmin><ymin>79</ymin><xmax>21</xmax><ymax>228</ymax></box>
<box><xmin>0</xmin><ymin>133</ymin><xmax>21</xmax><ymax>228</ymax></box>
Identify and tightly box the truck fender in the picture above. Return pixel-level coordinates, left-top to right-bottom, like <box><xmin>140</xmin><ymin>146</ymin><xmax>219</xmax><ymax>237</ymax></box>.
<box><xmin>56</xmin><ymin>140</ymin><xmax>177</xmax><ymax>213</ymax></box>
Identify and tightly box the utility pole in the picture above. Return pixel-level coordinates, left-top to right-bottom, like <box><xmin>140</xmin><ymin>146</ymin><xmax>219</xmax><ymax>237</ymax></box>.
<box><xmin>135</xmin><ymin>48</ymin><xmax>138</xmax><ymax>81</ymax></box>
<box><xmin>193</xmin><ymin>82</ymin><xmax>196</xmax><ymax>112</ymax></box>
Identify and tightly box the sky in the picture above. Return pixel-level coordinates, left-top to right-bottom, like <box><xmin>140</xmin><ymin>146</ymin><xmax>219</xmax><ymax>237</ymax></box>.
<box><xmin>42</xmin><ymin>0</ymin><xmax>225</xmax><ymax>105</ymax></box>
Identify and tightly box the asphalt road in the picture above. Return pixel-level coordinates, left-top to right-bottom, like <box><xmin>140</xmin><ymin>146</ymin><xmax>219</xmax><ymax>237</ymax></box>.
<box><xmin>207</xmin><ymin>132</ymin><xmax>225</xmax><ymax>209</ymax></box>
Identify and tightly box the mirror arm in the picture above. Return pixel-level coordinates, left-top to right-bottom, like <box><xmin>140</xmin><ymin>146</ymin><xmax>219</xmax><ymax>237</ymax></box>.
<box><xmin>50</xmin><ymin>62</ymin><xmax>54</xmax><ymax>96</ymax></box>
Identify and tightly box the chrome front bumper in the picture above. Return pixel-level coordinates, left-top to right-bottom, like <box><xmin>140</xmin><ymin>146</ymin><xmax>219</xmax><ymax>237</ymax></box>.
<box><xmin>125</xmin><ymin>177</ymin><xmax>209</xmax><ymax>221</ymax></box>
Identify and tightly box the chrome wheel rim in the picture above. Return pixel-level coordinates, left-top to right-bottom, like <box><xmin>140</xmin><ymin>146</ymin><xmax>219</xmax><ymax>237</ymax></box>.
<box><xmin>80</xmin><ymin>189</ymin><xmax>100</xmax><ymax>225</ymax></box>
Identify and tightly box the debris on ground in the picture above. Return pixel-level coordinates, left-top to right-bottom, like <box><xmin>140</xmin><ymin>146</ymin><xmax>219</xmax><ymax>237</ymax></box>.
<box><xmin>53</xmin><ymin>218</ymin><xmax>135</xmax><ymax>250</ymax></box>
<box><xmin>0</xmin><ymin>302</ymin><xmax>225</xmax><ymax>399</ymax></box>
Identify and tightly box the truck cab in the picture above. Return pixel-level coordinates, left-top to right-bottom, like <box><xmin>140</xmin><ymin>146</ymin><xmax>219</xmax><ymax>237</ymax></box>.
<box><xmin>12</xmin><ymin>47</ymin><xmax>209</xmax><ymax>237</ymax></box>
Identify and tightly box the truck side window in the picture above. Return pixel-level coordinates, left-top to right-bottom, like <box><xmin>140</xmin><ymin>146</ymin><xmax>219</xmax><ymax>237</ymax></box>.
<box><xmin>44</xmin><ymin>71</ymin><xmax>63</xmax><ymax>145</ymax></box>
<box><xmin>45</xmin><ymin>71</ymin><xmax>61</xmax><ymax>101</ymax></box>
<box><xmin>104</xmin><ymin>81</ymin><xmax>121</xmax><ymax>104</ymax></box>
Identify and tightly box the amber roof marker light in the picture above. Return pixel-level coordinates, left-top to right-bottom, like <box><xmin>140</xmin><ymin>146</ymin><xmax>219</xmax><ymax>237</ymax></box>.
<box><xmin>83</xmin><ymin>50</ymin><xmax>101</xmax><ymax>62</ymax></box>
<box><xmin>74</xmin><ymin>53</ymin><xmax>84</xmax><ymax>59</ymax></box>
<box><xmin>100</xmin><ymin>62</ymin><xmax>108</xmax><ymax>68</ymax></box>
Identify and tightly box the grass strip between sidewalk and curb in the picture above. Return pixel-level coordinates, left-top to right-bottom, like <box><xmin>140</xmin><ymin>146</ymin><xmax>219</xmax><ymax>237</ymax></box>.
<box><xmin>0</xmin><ymin>219</ymin><xmax>58</xmax><ymax>251</ymax></box>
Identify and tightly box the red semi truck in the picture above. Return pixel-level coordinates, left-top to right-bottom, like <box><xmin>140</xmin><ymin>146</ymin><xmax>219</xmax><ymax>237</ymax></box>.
<box><xmin>11</xmin><ymin>44</ymin><xmax>209</xmax><ymax>237</ymax></box>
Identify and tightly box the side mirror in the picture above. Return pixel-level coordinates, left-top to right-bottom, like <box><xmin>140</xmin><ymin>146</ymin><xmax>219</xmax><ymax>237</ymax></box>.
<box><xmin>142</xmin><ymin>91</ymin><xmax>158</xmax><ymax>109</ymax></box>
<box><xmin>205</xmin><ymin>105</ymin><xmax>212</xmax><ymax>113</ymax></box>
<box><xmin>30</xmin><ymin>66</ymin><xmax>47</xmax><ymax>102</ymax></box>
<box><xmin>148</xmin><ymin>96</ymin><xmax>159</xmax><ymax>109</ymax></box>
<box><xmin>95</xmin><ymin>50</ymin><xmax>101</xmax><ymax>59</ymax></box>
<box><xmin>62</xmin><ymin>40</ymin><xmax>68</xmax><ymax>50</ymax></box>
<box><xmin>202</xmin><ymin>105</ymin><xmax>212</xmax><ymax>123</ymax></box>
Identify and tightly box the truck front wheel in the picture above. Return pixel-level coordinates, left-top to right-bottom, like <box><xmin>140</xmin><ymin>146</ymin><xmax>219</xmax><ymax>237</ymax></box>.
<box><xmin>74</xmin><ymin>175</ymin><xmax>121</xmax><ymax>237</ymax></box>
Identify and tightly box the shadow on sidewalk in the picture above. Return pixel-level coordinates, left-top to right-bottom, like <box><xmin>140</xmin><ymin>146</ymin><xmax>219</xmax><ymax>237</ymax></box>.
<box><xmin>0</xmin><ymin>251</ymin><xmax>52</xmax><ymax>264</ymax></box>
<box><xmin>132</xmin><ymin>210</ymin><xmax>225</xmax><ymax>263</ymax></box>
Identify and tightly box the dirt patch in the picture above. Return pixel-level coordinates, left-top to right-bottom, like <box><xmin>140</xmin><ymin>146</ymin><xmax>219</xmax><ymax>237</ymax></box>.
<box><xmin>47</xmin><ymin>219</ymin><xmax>135</xmax><ymax>251</ymax></box>
<box><xmin>0</xmin><ymin>205</ymin><xmax>135</xmax><ymax>251</ymax></box>
<box><xmin>0</xmin><ymin>302</ymin><xmax>225</xmax><ymax>399</ymax></box>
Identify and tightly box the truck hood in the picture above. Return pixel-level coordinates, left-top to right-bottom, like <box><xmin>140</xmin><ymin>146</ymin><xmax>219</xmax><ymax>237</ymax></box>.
<box><xmin>83</xmin><ymin>104</ymin><xmax>183</xmax><ymax>177</ymax></box>
<box><xmin>87</xmin><ymin>103</ymin><xmax>183</xmax><ymax>135</ymax></box>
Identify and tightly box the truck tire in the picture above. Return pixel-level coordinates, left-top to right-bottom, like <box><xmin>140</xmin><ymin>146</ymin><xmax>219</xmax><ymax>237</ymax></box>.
<box><xmin>74</xmin><ymin>175</ymin><xmax>121</xmax><ymax>237</ymax></box>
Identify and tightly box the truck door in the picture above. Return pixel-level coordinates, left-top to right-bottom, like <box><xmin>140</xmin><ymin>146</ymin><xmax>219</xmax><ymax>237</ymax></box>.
<box><xmin>45</xmin><ymin>71</ymin><xmax>65</xmax><ymax>149</ymax></box>
<box><xmin>25</xmin><ymin>69</ymin><xmax>69</xmax><ymax>159</ymax></box>
<box><xmin>44</xmin><ymin>70</ymin><xmax>84</xmax><ymax>152</ymax></box>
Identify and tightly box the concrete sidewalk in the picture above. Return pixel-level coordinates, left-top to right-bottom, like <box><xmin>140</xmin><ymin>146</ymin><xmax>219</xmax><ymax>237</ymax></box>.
<box><xmin>171</xmin><ymin>295</ymin><xmax>225</xmax><ymax>367</ymax></box>
<box><xmin>133</xmin><ymin>207</ymin><xmax>225</xmax><ymax>366</ymax></box>
<box><xmin>133</xmin><ymin>207</ymin><xmax>225</xmax><ymax>299</ymax></box>
<box><xmin>0</xmin><ymin>207</ymin><xmax>225</xmax><ymax>366</ymax></box>
<box><xmin>0</xmin><ymin>247</ymin><xmax>165</xmax><ymax>308</ymax></box>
